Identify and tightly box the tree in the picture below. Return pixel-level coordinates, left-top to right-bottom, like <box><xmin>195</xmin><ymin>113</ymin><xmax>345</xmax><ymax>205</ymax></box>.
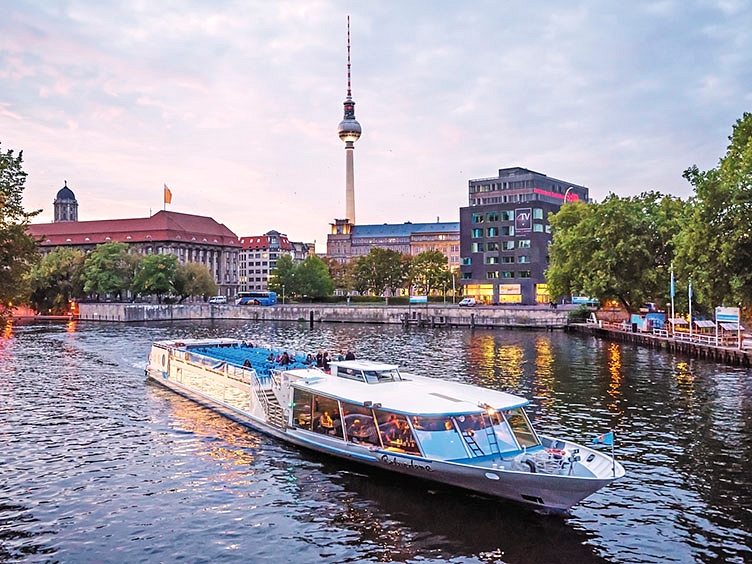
<box><xmin>322</xmin><ymin>256</ymin><xmax>356</xmax><ymax>294</ymax></box>
<box><xmin>173</xmin><ymin>262</ymin><xmax>217</xmax><ymax>302</ymax></box>
<box><xmin>295</xmin><ymin>255</ymin><xmax>335</xmax><ymax>299</ymax></box>
<box><xmin>29</xmin><ymin>247</ymin><xmax>86</xmax><ymax>314</ymax></box>
<box><xmin>132</xmin><ymin>254</ymin><xmax>178</xmax><ymax>303</ymax></box>
<box><xmin>82</xmin><ymin>242</ymin><xmax>137</xmax><ymax>300</ymax></box>
<box><xmin>674</xmin><ymin>112</ymin><xmax>752</xmax><ymax>313</ymax></box>
<box><xmin>0</xmin><ymin>142</ymin><xmax>40</xmax><ymax>320</ymax></box>
<box><xmin>546</xmin><ymin>192</ymin><xmax>684</xmax><ymax>312</ymax></box>
<box><xmin>409</xmin><ymin>250</ymin><xmax>450</xmax><ymax>295</ymax></box>
<box><xmin>268</xmin><ymin>254</ymin><xmax>297</xmax><ymax>297</ymax></box>
<box><xmin>354</xmin><ymin>248</ymin><xmax>407</xmax><ymax>298</ymax></box>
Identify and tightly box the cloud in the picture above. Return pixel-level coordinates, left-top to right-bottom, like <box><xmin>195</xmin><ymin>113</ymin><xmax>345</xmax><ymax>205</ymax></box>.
<box><xmin>1</xmin><ymin>1</ymin><xmax>750</xmax><ymax>248</ymax></box>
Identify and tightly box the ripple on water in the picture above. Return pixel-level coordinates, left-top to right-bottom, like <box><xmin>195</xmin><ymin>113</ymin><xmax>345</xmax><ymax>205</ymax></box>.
<box><xmin>0</xmin><ymin>320</ymin><xmax>751</xmax><ymax>563</ymax></box>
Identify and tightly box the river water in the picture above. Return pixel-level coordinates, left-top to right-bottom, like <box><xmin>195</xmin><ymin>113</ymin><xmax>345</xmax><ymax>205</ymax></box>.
<box><xmin>1</xmin><ymin>320</ymin><xmax>750</xmax><ymax>563</ymax></box>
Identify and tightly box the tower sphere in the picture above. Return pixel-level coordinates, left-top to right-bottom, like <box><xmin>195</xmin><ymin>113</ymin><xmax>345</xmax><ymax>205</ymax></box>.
<box><xmin>338</xmin><ymin>115</ymin><xmax>362</xmax><ymax>143</ymax></box>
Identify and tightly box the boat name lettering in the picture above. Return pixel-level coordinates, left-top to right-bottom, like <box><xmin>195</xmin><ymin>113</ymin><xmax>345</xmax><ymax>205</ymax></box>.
<box><xmin>380</xmin><ymin>454</ymin><xmax>432</xmax><ymax>472</ymax></box>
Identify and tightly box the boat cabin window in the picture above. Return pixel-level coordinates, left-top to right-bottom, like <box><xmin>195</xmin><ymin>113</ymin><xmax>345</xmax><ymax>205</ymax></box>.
<box><xmin>340</xmin><ymin>401</ymin><xmax>381</xmax><ymax>447</ymax></box>
<box><xmin>292</xmin><ymin>389</ymin><xmax>345</xmax><ymax>440</ymax></box>
<box><xmin>292</xmin><ymin>388</ymin><xmax>313</xmax><ymax>430</ymax></box>
<box><xmin>374</xmin><ymin>410</ymin><xmax>420</xmax><ymax>455</ymax></box>
<box><xmin>504</xmin><ymin>407</ymin><xmax>539</xmax><ymax>449</ymax></box>
<box><xmin>312</xmin><ymin>396</ymin><xmax>343</xmax><ymax>438</ymax></box>
<box><xmin>410</xmin><ymin>416</ymin><xmax>467</xmax><ymax>460</ymax></box>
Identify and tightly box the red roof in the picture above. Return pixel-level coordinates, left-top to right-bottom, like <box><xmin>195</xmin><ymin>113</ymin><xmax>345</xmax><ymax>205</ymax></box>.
<box><xmin>238</xmin><ymin>234</ymin><xmax>293</xmax><ymax>251</ymax></box>
<box><xmin>29</xmin><ymin>210</ymin><xmax>240</xmax><ymax>247</ymax></box>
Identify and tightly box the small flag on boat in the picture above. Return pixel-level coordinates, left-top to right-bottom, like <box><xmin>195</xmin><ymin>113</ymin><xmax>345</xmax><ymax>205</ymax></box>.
<box><xmin>592</xmin><ymin>431</ymin><xmax>614</xmax><ymax>446</ymax></box>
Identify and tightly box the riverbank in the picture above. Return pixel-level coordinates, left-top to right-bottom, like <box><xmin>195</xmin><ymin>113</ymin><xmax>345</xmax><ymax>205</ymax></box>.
<box><xmin>78</xmin><ymin>302</ymin><xmax>569</xmax><ymax>329</ymax></box>
<box><xmin>568</xmin><ymin>322</ymin><xmax>752</xmax><ymax>367</ymax></box>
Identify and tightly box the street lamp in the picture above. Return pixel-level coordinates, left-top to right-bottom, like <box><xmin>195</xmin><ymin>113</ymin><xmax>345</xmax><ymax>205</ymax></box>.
<box><xmin>282</xmin><ymin>285</ymin><xmax>285</xmax><ymax>305</ymax></box>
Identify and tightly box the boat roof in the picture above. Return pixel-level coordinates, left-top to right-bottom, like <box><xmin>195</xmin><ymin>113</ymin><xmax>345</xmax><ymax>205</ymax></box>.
<box><xmin>287</xmin><ymin>368</ymin><xmax>529</xmax><ymax>416</ymax></box>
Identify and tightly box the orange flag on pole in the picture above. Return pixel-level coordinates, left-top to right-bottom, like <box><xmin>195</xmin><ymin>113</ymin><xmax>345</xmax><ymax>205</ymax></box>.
<box><xmin>163</xmin><ymin>184</ymin><xmax>172</xmax><ymax>207</ymax></box>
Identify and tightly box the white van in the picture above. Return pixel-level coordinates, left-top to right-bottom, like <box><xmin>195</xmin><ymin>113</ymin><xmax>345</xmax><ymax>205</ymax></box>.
<box><xmin>208</xmin><ymin>296</ymin><xmax>227</xmax><ymax>304</ymax></box>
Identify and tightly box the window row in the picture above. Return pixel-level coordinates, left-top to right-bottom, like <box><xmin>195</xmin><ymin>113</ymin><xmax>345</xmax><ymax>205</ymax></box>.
<box><xmin>486</xmin><ymin>271</ymin><xmax>532</xmax><ymax>279</ymax></box>
<box><xmin>471</xmin><ymin>240</ymin><xmax>531</xmax><ymax>252</ymax></box>
<box><xmin>291</xmin><ymin>388</ymin><xmax>539</xmax><ymax>460</ymax></box>
<box><xmin>471</xmin><ymin>209</ymin><xmax>545</xmax><ymax>224</ymax></box>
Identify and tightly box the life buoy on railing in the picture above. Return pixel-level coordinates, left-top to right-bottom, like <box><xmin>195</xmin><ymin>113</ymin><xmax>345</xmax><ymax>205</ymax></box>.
<box><xmin>546</xmin><ymin>448</ymin><xmax>566</xmax><ymax>458</ymax></box>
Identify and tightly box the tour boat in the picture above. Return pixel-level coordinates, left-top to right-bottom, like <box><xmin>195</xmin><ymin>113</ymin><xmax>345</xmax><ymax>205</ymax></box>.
<box><xmin>145</xmin><ymin>338</ymin><xmax>625</xmax><ymax>512</ymax></box>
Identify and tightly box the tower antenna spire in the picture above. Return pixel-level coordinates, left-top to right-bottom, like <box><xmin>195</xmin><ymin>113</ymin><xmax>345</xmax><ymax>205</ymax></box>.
<box><xmin>338</xmin><ymin>14</ymin><xmax>361</xmax><ymax>225</ymax></box>
<box><xmin>346</xmin><ymin>14</ymin><xmax>352</xmax><ymax>98</ymax></box>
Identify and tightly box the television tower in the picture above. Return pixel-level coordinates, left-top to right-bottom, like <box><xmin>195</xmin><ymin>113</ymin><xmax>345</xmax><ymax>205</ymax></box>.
<box><xmin>337</xmin><ymin>14</ymin><xmax>361</xmax><ymax>224</ymax></box>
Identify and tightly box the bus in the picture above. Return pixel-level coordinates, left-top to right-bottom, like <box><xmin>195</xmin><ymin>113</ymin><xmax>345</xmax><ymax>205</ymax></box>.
<box><xmin>235</xmin><ymin>291</ymin><xmax>277</xmax><ymax>306</ymax></box>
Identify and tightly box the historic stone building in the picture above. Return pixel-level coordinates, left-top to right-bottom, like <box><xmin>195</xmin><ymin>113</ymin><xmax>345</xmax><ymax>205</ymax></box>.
<box><xmin>29</xmin><ymin>183</ymin><xmax>241</xmax><ymax>296</ymax></box>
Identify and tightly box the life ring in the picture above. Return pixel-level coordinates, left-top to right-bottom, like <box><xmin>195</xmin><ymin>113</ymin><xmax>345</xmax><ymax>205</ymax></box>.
<box><xmin>546</xmin><ymin>448</ymin><xmax>566</xmax><ymax>458</ymax></box>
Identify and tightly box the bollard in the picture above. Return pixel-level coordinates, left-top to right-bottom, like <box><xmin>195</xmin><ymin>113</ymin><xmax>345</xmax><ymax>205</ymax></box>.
<box><xmin>310</xmin><ymin>310</ymin><xmax>314</xmax><ymax>328</ymax></box>
<box><xmin>471</xmin><ymin>313</ymin><xmax>475</xmax><ymax>328</ymax></box>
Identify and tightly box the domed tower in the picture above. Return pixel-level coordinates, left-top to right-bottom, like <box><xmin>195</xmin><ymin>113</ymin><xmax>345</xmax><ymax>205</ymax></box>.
<box><xmin>337</xmin><ymin>15</ymin><xmax>361</xmax><ymax>225</ymax></box>
<box><xmin>53</xmin><ymin>180</ymin><xmax>78</xmax><ymax>223</ymax></box>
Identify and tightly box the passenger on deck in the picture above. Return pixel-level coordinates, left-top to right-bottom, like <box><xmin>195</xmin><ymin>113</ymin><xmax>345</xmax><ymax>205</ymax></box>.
<box><xmin>345</xmin><ymin>350</ymin><xmax>355</xmax><ymax>360</ymax></box>
<box><xmin>266</xmin><ymin>353</ymin><xmax>274</xmax><ymax>362</ymax></box>
<box><xmin>243</xmin><ymin>359</ymin><xmax>252</xmax><ymax>368</ymax></box>
<box><xmin>280</xmin><ymin>352</ymin><xmax>290</xmax><ymax>366</ymax></box>
<box><xmin>319</xmin><ymin>411</ymin><xmax>334</xmax><ymax>430</ymax></box>
<box><xmin>316</xmin><ymin>350</ymin><xmax>324</xmax><ymax>368</ymax></box>
<box><xmin>323</xmin><ymin>351</ymin><xmax>330</xmax><ymax>372</ymax></box>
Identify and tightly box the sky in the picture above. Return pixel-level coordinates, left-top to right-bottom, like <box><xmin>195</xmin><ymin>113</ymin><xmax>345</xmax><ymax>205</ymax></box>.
<box><xmin>2</xmin><ymin>1</ymin><xmax>751</xmax><ymax>250</ymax></box>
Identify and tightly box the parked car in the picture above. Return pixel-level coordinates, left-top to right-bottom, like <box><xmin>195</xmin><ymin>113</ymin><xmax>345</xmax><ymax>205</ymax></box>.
<box><xmin>208</xmin><ymin>296</ymin><xmax>227</xmax><ymax>304</ymax></box>
<box><xmin>458</xmin><ymin>298</ymin><xmax>477</xmax><ymax>307</ymax></box>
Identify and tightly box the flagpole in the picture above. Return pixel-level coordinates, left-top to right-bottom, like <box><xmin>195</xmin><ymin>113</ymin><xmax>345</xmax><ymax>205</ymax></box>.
<box><xmin>688</xmin><ymin>279</ymin><xmax>693</xmax><ymax>338</ymax></box>
<box><xmin>670</xmin><ymin>265</ymin><xmax>675</xmax><ymax>336</ymax></box>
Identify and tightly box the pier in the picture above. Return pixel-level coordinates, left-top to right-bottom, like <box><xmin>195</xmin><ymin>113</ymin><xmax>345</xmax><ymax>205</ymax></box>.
<box><xmin>568</xmin><ymin>322</ymin><xmax>752</xmax><ymax>367</ymax></box>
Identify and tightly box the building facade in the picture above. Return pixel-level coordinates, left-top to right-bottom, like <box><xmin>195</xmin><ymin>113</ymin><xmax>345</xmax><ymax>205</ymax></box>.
<box><xmin>238</xmin><ymin>230</ymin><xmax>313</xmax><ymax>292</ymax></box>
<box><xmin>459</xmin><ymin>167</ymin><xmax>589</xmax><ymax>305</ymax></box>
<box><xmin>29</xmin><ymin>184</ymin><xmax>241</xmax><ymax>296</ymax></box>
<box><xmin>326</xmin><ymin>219</ymin><xmax>460</xmax><ymax>267</ymax></box>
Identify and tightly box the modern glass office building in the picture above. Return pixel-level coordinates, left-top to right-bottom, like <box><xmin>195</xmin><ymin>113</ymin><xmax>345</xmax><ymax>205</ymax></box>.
<box><xmin>459</xmin><ymin>167</ymin><xmax>589</xmax><ymax>305</ymax></box>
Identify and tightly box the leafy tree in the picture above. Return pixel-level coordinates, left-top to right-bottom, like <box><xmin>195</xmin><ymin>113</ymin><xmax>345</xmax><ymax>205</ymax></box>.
<box><xmin>546</xmin><ymin>192</ymin><xmax>684</xmax><ymax>312</ymax></box>
<box><xmin>269</xmin><ymin>254</ymin><xmax>297</xmax><ymax>297</ymax></box>
<box><xmin>409</xmin><ymin>250</ymin><xmax>451</xmax><ymax>295</ymax></box>
<box><xmin>132</xmin><ymin>254</ymin><xmax>178</xmax><ymax>303</ymax></box>
<box><xmin>29</xmin><ymin>247</ymin><xmax>86</xmax><ymax>314</ymax></box>
<box><xmin>295</xmin><ymin>255</ymin><xmax>335</xmax><ymax>298</ymax></box>
<box><xmin>322</xmin><ymin>256</ymin><xmax>356</xmax><ymax>294</ymax></box>
<box><xmin>674</xmin><ymin>112</ymin><xmax>752</xmax><ymax>313</ymax></box>
<box><xmin>173</xmin><ymin>262</ymin><xmax>217</xmax><ymax>303</ymax></box>
<box><xmin>0</xmin><ymin>142</ymin><xmax>40</xmax><ymax>320</ymax></box>
<box><xmin>354</xmin><ymin>248</ymin><xmax>407</xmax><ymax>298</ymax></box>
<box><xmin>82</xmin><ymin>242</ymin><xmax>137</xmax><ymax>300</ymax></box>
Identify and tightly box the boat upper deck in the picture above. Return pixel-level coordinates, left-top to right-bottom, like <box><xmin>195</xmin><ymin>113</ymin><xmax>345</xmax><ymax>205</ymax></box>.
<box><xmin>288</xmin><ymin>368</ymin><xmax>529</xmax><ymax>416</ymax></box>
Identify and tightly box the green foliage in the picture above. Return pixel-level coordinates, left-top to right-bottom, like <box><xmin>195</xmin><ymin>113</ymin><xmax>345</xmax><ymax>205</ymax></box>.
<box><xmin>409</xmin><ymin>250</ymin><xmax>451</xmax><ymax>295</ymax></box>
<box><xmin>29</xmin><ymin>247</ymin><xmax>86</xmax><ymax>314</ymax></box>
<box><xmin>173</xmin><ymin>262</ymin><xmax>217</xmax><ymax>302</ymax></box>
<box><xmin>567</xmin><ymin>304</ymin><xmax>592</xmax><ymax>324</ymax></box>
<box><xmin>132</xmin><ymin>254</ymin><xmax>178</xmax><ymax>303</ymax></box>
<box><xmin>268</xmin><ymin>254</ymin><xmax>296</xmax><ymax>296</ymax></box>
<box><xmin>269</xmin><ymin>254</ymin><xmax>335</xmax><ymax>300</ymax></box>
<box><xmin>82</xmin><ymin>242</ymin><xmax>138</xmax><ymax>300</ymax></box>
<box><xmin>546</xmin><ymin>192</ymin><xmax>685</xmax><ymax>312</ymax></box>
<box><xmin>322</xmin><ymin>256</ymin><xmax>356</xmax><ymax>293</ymax></box>
<box><xmin>296</xmin><ymin>255</ymin><xmax>335</xmax><ymax>298</ymax></box>
<box><xmin>354</xmin><ymin>248</ymin><xmax>408</xmax><ymax>297</ymax></box>
<box><xmin>0</xmin><ymin>142</ymin><xmax>41</xmax><ymax>319</ymax></box>
<box><xmin>674</xmin><ymin>112</ymin><xmax>752</xmax><ymax>311</ymax></box>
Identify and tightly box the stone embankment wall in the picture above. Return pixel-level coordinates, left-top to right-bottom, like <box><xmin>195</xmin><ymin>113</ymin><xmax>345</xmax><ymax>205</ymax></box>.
<box><xmin>79</xmin><ymin>303</ymin><xmax>569</xmax><ymax>329</ymax></box>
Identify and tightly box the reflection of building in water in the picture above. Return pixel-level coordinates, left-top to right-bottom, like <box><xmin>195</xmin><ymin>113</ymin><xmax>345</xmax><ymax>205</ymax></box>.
<box><xmin>533</xmin><ymin>337</ymin><xmax>555</xmax><ymax>410</ymax></box>
<box><xmin>607</xmin><ymin>342</ymin><xmax>623</xmax><ymax>414</ymax></box>
<box><xmin>466</xmin><ymin>333</ymin><xmax>526</xmax><ymax>390</ymax></box>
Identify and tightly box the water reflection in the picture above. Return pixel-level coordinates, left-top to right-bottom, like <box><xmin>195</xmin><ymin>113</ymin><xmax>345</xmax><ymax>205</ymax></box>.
<box><xmin>1</xmin><ymin>321</ymin><xmax>751</xmax><ymax>563</ymax></box>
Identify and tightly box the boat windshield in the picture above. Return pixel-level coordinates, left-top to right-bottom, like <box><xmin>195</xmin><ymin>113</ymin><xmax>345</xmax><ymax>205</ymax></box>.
<box><xmin>503</xmin><ymin>407</ymin><xmax>539</xmax><ymax>448</ymax></box>
<box><xmin>362</xmin><ymin>369</ymin><xmax>401</xmax><ymax>383</ymax></box>
<box><xmin>410</xmin><ymin>416</ymin><xmax>467</xmax><ymax>460</ymax></box>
